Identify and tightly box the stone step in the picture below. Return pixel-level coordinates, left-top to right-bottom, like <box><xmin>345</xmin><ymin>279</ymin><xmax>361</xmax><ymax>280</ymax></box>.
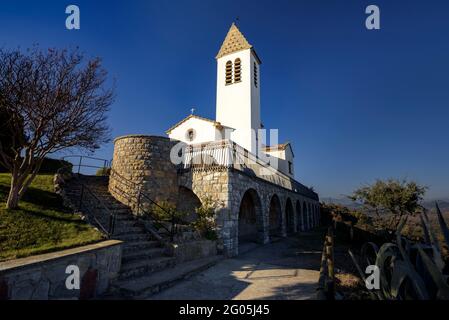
<box><xmin>112</xmin><ymin>227</ymin><xmax>143</xmax><ymax>236</ymax></box>
<box><xmin>122</xmin><ymin>247</ymin><xmax>166</xmax><ymax>263</ymax></box>
<box><xmin>107</xmin><ymin>204</ymin><xmax>130</xmax><ymax>211</ymax></box>
<box><xmin>113</xmin><ymin>256</ymin><xmax>222</xmax><ymax>298</ymax></box>
<box><xmin>114</xmin><ymin>233</ymin><xmax>151</xmax><ymax>242</ymax></box>
<box><xmin>111</xmin><ymin>213</ymin><xmax>136</xmax><ymax>221</ymax></box>
<box><xmin>87</xmin><ymin>213</ymin><xmax>134</xmax><ymax>225</ymax></box>
<box><xmin>123</xmin><ymin>240</ymin><xmax>161</xmax><ymax>254</ymax></box>
<box><xmin>118</xmin><ymin>256</ymin><xmax>177</xmax><ymax>280</ymax></box>
<box><xmin>109</xmin><ymin>208</ymin><xmax>133</xmax><ymax>215</ymax></box>
<box><xmin>88</xmin><ymin>203</ymin><xmax>129</xmax><ymax>210</ymax></box>
<box><xmin>113</xmin><ymin>219</ymin><xmax>138</xmax><ymax>227</ymax></box>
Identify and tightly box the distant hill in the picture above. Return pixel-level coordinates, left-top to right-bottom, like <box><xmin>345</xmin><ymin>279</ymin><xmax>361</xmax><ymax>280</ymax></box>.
<box><xmin>422</xmin><ymin>200</ymin><xmax>449</xmax><ymax>213</ymax></box>
<box><xmin>321</xmin><ymin>197</ymin><xmax>449</xmax><ymax>214</ymax></box>
<box><xmin>320</xmin><ymin>197</ymin><xmax>362</xmax><ymax>210</ymax></box>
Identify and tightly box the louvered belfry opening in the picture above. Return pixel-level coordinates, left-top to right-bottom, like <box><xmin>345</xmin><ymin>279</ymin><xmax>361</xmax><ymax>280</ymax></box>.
<box><xmin>225</xmin><ymin>60</ymin><xmax>233</xmax><ymax>85</ymax></box>
<box><xmin>254</xmin><ymin>62</ymin><xmax>258</xmax><ymax>88</ymax></box>
<box><xmin>234</xmin><ymin>58</ymin><xmax>241</xmax><ymax>82</ymax></box>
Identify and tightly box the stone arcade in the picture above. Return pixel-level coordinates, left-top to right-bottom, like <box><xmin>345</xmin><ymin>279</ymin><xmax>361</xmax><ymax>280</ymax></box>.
<box><xmin>109</xmin><ymin>23</ymin><xmax>320</xmax><ymax>257</ymax></box>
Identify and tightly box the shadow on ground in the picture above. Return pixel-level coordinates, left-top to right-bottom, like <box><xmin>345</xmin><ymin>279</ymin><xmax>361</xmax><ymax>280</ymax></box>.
<box><xmin>150</xmin><ymin>228</ymin><xmax>326</xmax><ymax>300</ymax></box>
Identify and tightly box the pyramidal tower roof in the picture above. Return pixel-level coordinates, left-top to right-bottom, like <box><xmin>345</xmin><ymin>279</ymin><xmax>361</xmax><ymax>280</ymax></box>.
<box><xmin>216</xmin><ymin>23</ymin><xmax>255</xmax><ymax>59</ymax></box>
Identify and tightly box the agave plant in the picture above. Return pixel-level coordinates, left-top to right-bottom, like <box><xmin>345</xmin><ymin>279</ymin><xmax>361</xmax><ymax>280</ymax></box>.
<box><xmin>349</xmin><ymin>203</ymin><xmax>449</xmax><ymax>300</ymax></box>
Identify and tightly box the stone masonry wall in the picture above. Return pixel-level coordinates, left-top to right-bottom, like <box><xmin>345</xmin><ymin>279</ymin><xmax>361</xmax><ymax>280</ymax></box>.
<box><xmin>109</xmin><ymin>135</ymin><xmax>321</xmax><ymax>257</ymax></box>
<box><xmin>110</xmin><ymin>135</ymin><xmax>180</xmax><ymax>212</ymax></box>
<box><xmin>0</xmin><ymin>240</ymin><xmax>122</xmax><ymax>300</ymax></box>
<box><xmin>179</xmin><ymin>168</ymin><xmax>320</xmax><ymax>257</ymax></box>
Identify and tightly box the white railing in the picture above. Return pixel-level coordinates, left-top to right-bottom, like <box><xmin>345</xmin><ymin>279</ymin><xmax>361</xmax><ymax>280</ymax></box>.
<box><xmin>180</xmin><ymin>139</ymin><xmax>317</xmax><ymax>199</ymax></box>
<box><xmin>183</xmin><ymin>140</ymin><xmax>234</xmax><ymax>169</ymax></box>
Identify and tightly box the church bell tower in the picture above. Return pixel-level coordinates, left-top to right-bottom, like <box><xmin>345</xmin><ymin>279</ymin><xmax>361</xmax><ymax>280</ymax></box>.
<box><xmin>215</xmin><ymin>23</ymin><xmax>262</xmax><ymax>154</ymax></box>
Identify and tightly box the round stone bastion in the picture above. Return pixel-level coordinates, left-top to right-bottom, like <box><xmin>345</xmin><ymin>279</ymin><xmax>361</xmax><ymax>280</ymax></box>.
<box><xmin>109</xmin><ymin>135</ymin><xmax>180</xmax><ymax>212</ymax></box>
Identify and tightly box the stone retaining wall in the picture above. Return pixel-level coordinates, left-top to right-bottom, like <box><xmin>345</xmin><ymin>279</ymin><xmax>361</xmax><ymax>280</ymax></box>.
<box><xmin>0</xmin><ymin>240</ymin><xmax>122</xmax><ymax>300</ymax></box>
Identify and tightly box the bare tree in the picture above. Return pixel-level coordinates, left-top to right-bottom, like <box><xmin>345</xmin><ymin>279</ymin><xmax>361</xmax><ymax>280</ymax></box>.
<box><xmin>0</xmin><ymin>47</ymin><xmax>114</xmax><ymax>209</ymax></box>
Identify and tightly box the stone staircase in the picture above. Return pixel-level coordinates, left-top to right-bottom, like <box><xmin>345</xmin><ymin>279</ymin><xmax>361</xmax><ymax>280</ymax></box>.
<box><xmin>61</xmin><ymin>175</ymin><xmax>220</xmax><ymax>299</ymax></box>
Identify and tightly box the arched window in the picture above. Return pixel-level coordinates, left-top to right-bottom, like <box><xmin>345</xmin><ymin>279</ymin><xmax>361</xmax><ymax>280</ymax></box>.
<box><xmin>234</xmin><ymin>58</ymin><xmax>241</xmax><ymax>82</ymax></box>
<box><xmin>186</xmin><ymin>128</ymin><xmax>195</xmax><ymax>141</ymax></box>
<box><xmin>225</xmin><ymin>61</ymin><xmax>233</xmax><ymax>85</ymax></box>
<box><xmin>254</xmin><ymin>62</ymin><xmax>258</xmax><ymax>88</ymax></box>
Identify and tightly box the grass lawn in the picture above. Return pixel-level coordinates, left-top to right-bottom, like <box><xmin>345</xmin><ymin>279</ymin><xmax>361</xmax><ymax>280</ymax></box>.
<box><xmin>0</xmin><ymin>173</ymin><xmax>105</xmax><ymax>262</ymax></box>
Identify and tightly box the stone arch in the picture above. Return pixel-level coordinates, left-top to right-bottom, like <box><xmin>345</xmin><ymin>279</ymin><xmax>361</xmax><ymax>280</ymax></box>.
<box><xmin>308</xmin><ymin>203</ymin><xmax>313</xmax><ymax>228</ymax></box>
<box><xmin>312</xmin><ymin>204</ymin><xmax>316</xmax><ymax>227</ymax></box>
<box><xmin>303</xmin><ymin>201</ymin><xmax>308</xmax><ymax>230</ymax></box>
<box><xmin>176</xmin><ymin>186</ymin><xmax>202</xmax><ymax>222</ymax></box>
<box><xmin>296</xmin><ymin>200</ymin><xmax>302</xmax><ymax>232</ymax></box>
<box><xmin>285</xmin><ymin>198</ymin><xmax>295</xmax><ymax>234</ymax></box>
<box><xmin>238</xmin><ymin>188</ymin><xmax>263</xmax><ymax>244</ymax></box>
<box><xmin>269</xmin><ymin>194</ymin><xmax>282</xmax><ymax>236</ymax></box>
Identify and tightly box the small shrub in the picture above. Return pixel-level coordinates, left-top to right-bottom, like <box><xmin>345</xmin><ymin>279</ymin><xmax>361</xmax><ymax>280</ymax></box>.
<box><xmin>191</xmin><ymin>197</ymin><xmax>218</xmax><ymax>240</ymax></box>
<box><xmin>95</xmin><ymin>167</ymin><xmax>111</xmax><ymax>176</ymax></box>
<box><xmin>151</xmin><ymin>201</ymin><xmax>186</xmax><ymax>222</ymax></box>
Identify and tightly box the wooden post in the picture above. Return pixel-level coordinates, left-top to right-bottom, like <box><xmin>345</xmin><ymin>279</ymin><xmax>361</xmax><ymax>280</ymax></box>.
<box><xmin>317</xmin><ymin>235</ymin><xmax>329</xmax><ymax>300</ymax></box>
<box><xmin>326</xmin><ymin>227</ymin><xmax>335</xmax><ymax>300</ymax></box>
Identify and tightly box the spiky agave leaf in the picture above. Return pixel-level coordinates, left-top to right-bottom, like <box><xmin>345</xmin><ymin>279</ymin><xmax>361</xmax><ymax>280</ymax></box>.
<box><xmin>361</xmin><ymin>242</ymin><xmax>379</xmax><ymax>268</ymax></box>
<box><xmin>376</xmin><ymin>242</ymin><xmax>430</xmax><ymax>299</ymax></box>
<box><xmin>435</xmin><ymin>202</ymin><xmax>449</xmax><ymax>249</ymax></box>
<box><xmin>389</xmin><ymin>260</ymin><xmax>429</xmax><ymax>299</ymax></box>
<box><xmin>376</xmin><ymin>243</ymin><xmax>401</xmax><ymax>299</ymax></box>
<box><xmin>396</xmin><ymin>216</ymin><xmax>414</xmax><ymax>266</ymax></box>
<box><xmin>419</xmin><ymin>213</ymin><xmax>431</xmax><ymax>245</ymax></box>
<box><xmin>348</xmin><ymin>249</ymin><xmax>383</xmax><ymax>300</ymax></box>
<box><xmin>416</xmin><ymin>244</ymin><xmax>449</xmax><ymax>300</ymax></box>
<box><xmin>420</xmin><ymin>209</ymin><xmax>445</xmax><ymax>271</ymax></box>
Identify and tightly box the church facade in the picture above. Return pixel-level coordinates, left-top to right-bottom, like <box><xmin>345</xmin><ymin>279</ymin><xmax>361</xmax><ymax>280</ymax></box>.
<box><xmin>109</xmin><ymin>24</ymin><xmax>320</xmax><ymax>257</ymax></box>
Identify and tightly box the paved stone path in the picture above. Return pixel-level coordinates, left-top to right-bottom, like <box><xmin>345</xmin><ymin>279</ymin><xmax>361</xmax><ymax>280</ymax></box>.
<box><xmin>149</xmin><ymin>230</ymin><xmax>325</xmax><ymax>300</ymax></box>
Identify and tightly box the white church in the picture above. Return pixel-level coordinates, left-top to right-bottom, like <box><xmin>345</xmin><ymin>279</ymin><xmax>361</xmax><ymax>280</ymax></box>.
<box><xmin>110</xmin><ymin>23</ymin><xmax>320</xmax><ymax>257</ymax></box>
<box><xmin>166</xmin><ymin>23</ymin><xmax>295</xmax><ymax>178</ymax></box>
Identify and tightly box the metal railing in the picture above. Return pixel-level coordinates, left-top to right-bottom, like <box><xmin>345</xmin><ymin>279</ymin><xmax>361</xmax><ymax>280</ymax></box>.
<box><xmin>58</xmin><ymin>155</ymin><xmax>116</xmax><ymax>238</ymax></box>
<box><xmin>109</xmin><ymin>169</ymin><xmax>187</xmax><ymax>241</ymax></box>
<box><xmin>61</xmin><ymin>155</ymin><xmax>111</xmax><ymax>175</ymax></box>
<box><xmin>77</xmin><ymin>182</ymin><xmax>116</xmax><ymax>238</ymax></box>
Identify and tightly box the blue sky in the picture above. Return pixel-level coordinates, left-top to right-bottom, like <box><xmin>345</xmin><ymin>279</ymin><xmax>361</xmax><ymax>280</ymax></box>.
<box><xmin>1</xmin><ymin>0</ymin><xmax>448</xmax><ymax>200</ymax></box>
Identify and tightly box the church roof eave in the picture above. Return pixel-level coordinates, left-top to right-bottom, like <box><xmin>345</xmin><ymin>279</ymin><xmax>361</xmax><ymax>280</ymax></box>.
<box><xmin>165</xmin><ymin>114</ymin><xmax>222</xmax><ymax>134</ymax></box>
<box><xmin>262</xmin><ymin>142</ymin><xmax>295</xmax><ymax>158</ymax></box>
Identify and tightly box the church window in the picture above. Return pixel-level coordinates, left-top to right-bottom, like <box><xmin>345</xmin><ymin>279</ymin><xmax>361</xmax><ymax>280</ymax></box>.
<box><xmin>288</xmin><ymin>161</ymin><xmax>293</xmax><ymax>174</ymax></box>
<box><xmin>186</xmin><ymin>129</ymin><xmax>195</xmax><ymax>142</ymax></box>
<box><xmin>225</xmin><ymin>61</ymin><xmax>233</xmax><ymax>85</ymax></box>
<box><xmin>234</xmin><ymin>58</ymin><xmax>241</xmax><ymax>82</ymax></box>
<box><xmin>254</xmin><ymin>62</ymin><xmax>258</xmax><ymax>88</ymax></box>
